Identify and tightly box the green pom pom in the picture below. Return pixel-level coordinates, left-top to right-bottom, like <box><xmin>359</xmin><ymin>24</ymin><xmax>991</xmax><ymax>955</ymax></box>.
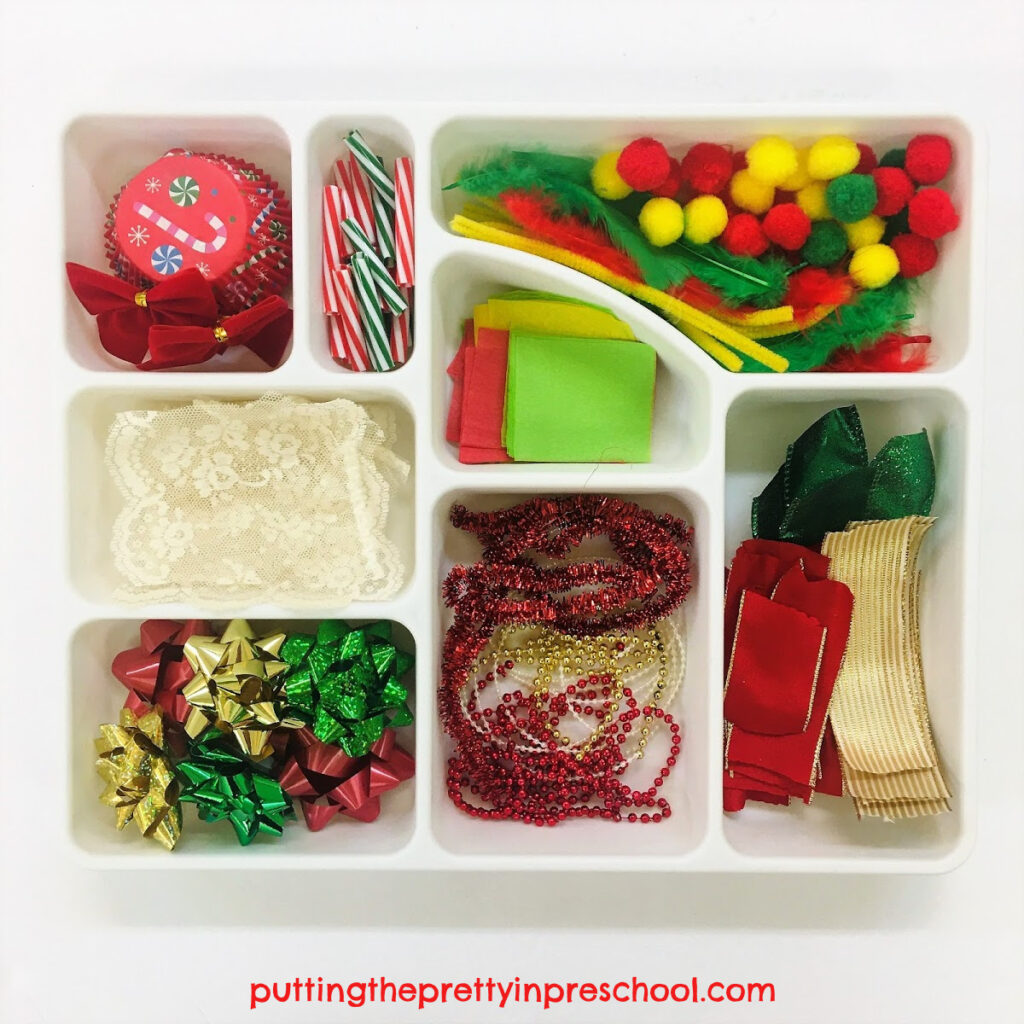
<box><xmin>802</xmin><ymin>220</ymin><xmax>848</xmax><ymax>266</ymax></box>
<box><xmin>825</xmin><ymin>174</ymin><xmax>878</xmax><ymax>223</ymax></box>
<box><xmin>879</xmin><ymin>147</ymin><xmax>906</xmax><ymax>168</ymax></box>
<box><xmin>882</xmin><ymin>206</ymin><xmax>910</xmax><ymax>244</ymax></box>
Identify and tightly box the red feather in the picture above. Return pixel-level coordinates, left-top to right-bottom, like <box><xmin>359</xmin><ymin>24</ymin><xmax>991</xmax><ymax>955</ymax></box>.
<box><xmin>823</xmin><ymin>334</ymin><xmax>931</xmax><ymax>372</ymax></box>
<box><xmin>784</xmin><ymin>267</ymin><xmax>853</xmax><ymax>311</ymax></box>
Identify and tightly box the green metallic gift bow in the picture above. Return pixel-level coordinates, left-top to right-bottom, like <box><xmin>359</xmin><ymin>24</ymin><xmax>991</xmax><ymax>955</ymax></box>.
<box><xmin>752</xmin><ymin>405</ymin><xmax>935</xmax><ymax>549</ymax></box>
<box><xmin>279</xmin><ymin>621</ymin><xmax>414</xmax><ymax>757</ymax></box>
<box><xmin>177</xmin><ymin>733</ymin><xmax>294</xmax><ymax>846</ymax></box>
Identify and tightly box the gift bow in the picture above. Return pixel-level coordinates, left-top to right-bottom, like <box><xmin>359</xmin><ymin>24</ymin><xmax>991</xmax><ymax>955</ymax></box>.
<box><xmin>111</xmin><ymin>618</ymin><xmax>211</xmax><ymax>723</ymax></box>
<box><xmin>95</xmin><ymin>707</ymin><xmax>182</xmax><ymax>850</ymax></box>
<box><xmin>65</xmin><ymin>262</ymin><xmax>218</xmax><ymax>364</ymax></box>
<box><xmin>143</xmin><ymin>295</ymin><xmax>292</xmax><ymax>371</ymax></box>
<box><xmin>279</xmin><ymin>726</ymin><xmax>415</xmax><ymax>831</ymax></box>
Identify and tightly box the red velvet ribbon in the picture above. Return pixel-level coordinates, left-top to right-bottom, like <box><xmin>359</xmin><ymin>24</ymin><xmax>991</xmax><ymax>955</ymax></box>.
<box><xmin>143</xmin><ymin>295</ymin><xmax>292</xmax><ymax>371</ymax></box>
<box><xmin>111</xmin><ymin>618</ymin><xmax>211</xmax><ymax>724</ymax></box>
<box><xmin>65</xmin><ymin>262</ymin><xmax>218</xmax><ymax>364</ymax></box>
<box><xmin>278</xmin><ymin>726</ymin><xmax>415</xmax><ymax>831</ymax></box>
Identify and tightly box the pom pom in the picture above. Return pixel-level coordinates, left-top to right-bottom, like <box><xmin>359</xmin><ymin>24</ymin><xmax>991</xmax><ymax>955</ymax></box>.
<box><xmin>843</xmin><ymin>214</ymin><xmax>886</xmax><ymax>250</ymax></box>
<box><xmin>801</xmin><ymin>220</ymin><xmax>848</xmax><ymax>266</ymax></box>
<box><xmin>882</xmin><ymin>207</ymin><xmax>910</xmax><ymax>243</ymax></box>
<box><xmin>762</xmin><ymin>202</ymin><xmax>811</xmax><ymax>250</ymax></box>
<box><xmin>682</xmin><ymin>195</ymin><xmax>728</xmax><ymax>244</ymax></box>
<box><xmin>729</xmin><ymin>169</ymin><xmax>774</xmax><ymax>214</ymax></box>
<box><xmin>786</xmin><ymin>267</ymin><xmax>851</xmax><ymax>309</ymax></box>
<box><xmin>779</xmin><ymin>147</ymin><xmax>813</xmax><ymax>191</ymax></box>
<box><xmin>638</xmin><ymin>197</ymin><xmax>685</xmax><ymax>247</ymax></box>
<box><xmin>796</xmin><ymin>181</ymin><xmax>830</xmax><ymax>221</ymax></box>
<box><xmin>891</xmin><ymin>233</ymin><xmax>939</xmax><ymax>277</ymax></box>
<box><xmin>825</xmin><ymin>173</ymin><xmax>878</xmax><ymax>223</ymax></box>
<box><xmin>720</xmin><ymin>212</ymin><xmax>768</xmax><ymax>257</ymax></box>
<box><xmin>871</xmin><ymin>167</ymin><xmax>914</xmax><ymax>216</ymax></box>
<box><xmin>680</xmin><ymin>142</ymin><xmax>733</xmax><ymax>195</ymax></box>
<box><xmin>746</xmin><ymin>136</ymin><xmax>799</xmax><ymax>187</ymax></box>
<box><xmin>905</xmin><ymin>134</ymin><xmax>953</xmax><ymax>185</ymax></box>
<box><xmin>617</xmin><ymin>137</ymin><xmax>671</xmax><ymax>192</ymax></box>
<box><xmin>591</xmin><ymin>151</ymin><xmax>632</xmax><ymax>200</ymax></box>
<box><xmin>907</xmin><ymin>187</ymin><xmax>960</xmax><ymax>239</ymax></box>
<box><xmin>807</xmin><ymin>135</ymin><xmax>860</xmax><ymax>180</ymax></box>
<box><xmin>849</xmin><ymin>243</ymin><xmax>900</xmax><ymax>289</ymax></box>
<box><xmin>854</xmin><ymin>143</ymin><xmax>878</xmax><ymax>174</ymax></box>
<box><xmin>879</xmin><ymin>147</ymin><xmax>906</xmax><ymax>168</ymax></box>
<box><xmin>651</xmin><ymin>157</ymin><xmax>684</xmax><ymax>199</ymax></box>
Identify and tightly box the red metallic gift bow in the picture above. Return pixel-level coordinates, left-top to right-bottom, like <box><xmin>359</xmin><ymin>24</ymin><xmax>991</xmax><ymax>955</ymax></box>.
<box><xmin>111</xmin><ymin>618</ymin><xmax>211</xmax><ymax>723</ymax></box>
<box><xmin>143</xmin><ymin>295</ymin><xmax>292</xmax><ymax>371</ymax></box>
<box><xmin>278</xmin><ymin>726</ymin><xmax>415</xmax><ymax>831</ymax></box>
<box><xmin>65</xmin><ymin>262</ymin><xmax>219</xmax><ymax>364</ymax></box>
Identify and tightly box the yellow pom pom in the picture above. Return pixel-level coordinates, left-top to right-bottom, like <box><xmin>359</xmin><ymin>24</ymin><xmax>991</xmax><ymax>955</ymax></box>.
<box><xmin>682</xmin><ymin>195</ymin><xmax>728</xmax><ymax>244</ymax></box>
<box><xmin>638</xmin><ymin>197</ymin><xmax>685</xmax><ymax>247</ymax></box>
<box><xmin>849</xmin><ymin>243</ymin><xmax>900</xmax><ymax>289</ymax></box>
<box><xmin>807</xmin><ymin>135</ymin><xmax>860</xmax><ymax>180</ymax></box>
<box><xmin>796</xmin><ymin>181</ymin><xmax>830</xmax><ymax>221</ymax></box>
<box><xmin>843</xmin><ymin>214</ymin><xmax>886</xmax><ymax>250</ymax></box>
<box><xmin>746</xmin><ymin>136</ymin><xmax>799</xmax><ymax>187</ymax></box>
<box><xmin>730</xmin><ymin>169</ymin><xmax>775</xmax><ymax>214</ymax></box>
<box><xmin>591</xmin><ymin>151</ymin><xmax>632</xmax><ymax>200</ymax></box>
<box><xmin>779</xmin><ymin>147</ymin><xmax>813</xmax><ymax>191</ymax></box>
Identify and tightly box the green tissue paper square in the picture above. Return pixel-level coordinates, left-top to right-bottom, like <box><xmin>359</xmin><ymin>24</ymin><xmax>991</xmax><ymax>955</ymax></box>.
<box><xmin>505</xmin><ymin>332</ymin><xmax>656</xmax><ymax>463</ymax></box>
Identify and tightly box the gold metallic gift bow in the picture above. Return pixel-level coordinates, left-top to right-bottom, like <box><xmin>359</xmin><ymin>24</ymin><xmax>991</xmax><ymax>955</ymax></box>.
<box><xmin>822</xmin><ymin>516</ymin><xmax>951</xmax><ymax>819</ymax></box>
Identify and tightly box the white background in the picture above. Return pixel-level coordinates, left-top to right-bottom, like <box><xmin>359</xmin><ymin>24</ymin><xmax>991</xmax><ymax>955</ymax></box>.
<box><xmin>2</xmin><ymin>1</ymin><xmax>1022</xmax><ymax>1021</ymax></box>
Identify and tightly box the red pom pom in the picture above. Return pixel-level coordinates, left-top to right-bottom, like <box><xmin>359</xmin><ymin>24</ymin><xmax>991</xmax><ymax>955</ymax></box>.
<box><xmin>908</xmin><ymin>187</ymin><xmax>959</xmax><ymax>239</ymax></box>
<box><xmin>680</xmin><ymin>142</ymin><xmax>734</xmax><ymax>195</ymax></box>
<box><xmin>785</xmin><ymin>267</ymin><xmax>851</xmax><ymax>309</ymax></box>
<box><xmin>854</xmin><ymin>143</ymin><xmax>878</xmax><ymax>174</ymax></box>
<box><xmin>651</xmin><ymin>157</ymin><xmax>684</xmax><ymax>198</ymax></box>
<box><xmin>871</xmin><ymin>167</ymin><xmax>914</xmax><ymax>216</ymax></box>
<box><xmin>731</xmin><ymin>149</ymin><xmax>748</xmax><ymax>173</ymax></box>
<box><xmin>905</xmin><ymin>134</ymin><xmax>953</xmax><ymax>185</ymax></box>
<box><xmin>762</xmin><ymin>203</ymin><xmax>811</xmax><ymax>250</ymax></box>
<box><xmin>617</xmin><ymin>137</ymin><xmax>671</xmax><ymax>192</ymax></box>
<box><xmin>891</xmin><ymin>233</ymin><xmax>939</xmax><ymax>277</ymax></box>
<box><xmin>720</xmin><ymin>212</ymin><xmax>768</xmax><ymax>257</ymax></box>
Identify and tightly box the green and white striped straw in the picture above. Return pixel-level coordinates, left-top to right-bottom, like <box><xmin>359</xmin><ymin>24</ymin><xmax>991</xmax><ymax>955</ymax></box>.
<box><xmin>350</xmin><ymin>253</ymin><xmax>394</xmax><ymax>371</ymax></box>
<box><xmin>373</xmin><ymin>189</ymin><xmax>396</xmax><ymax>265</ymax></box>
<box><xmin>345</xmin><ymin>130</ymin><xmax>396</xmax><ymax>209</ymax></box>
<box><xmin>340</xmin><ymin>217</ymin><xmax>407</xmax><ymax>314</ymax></box>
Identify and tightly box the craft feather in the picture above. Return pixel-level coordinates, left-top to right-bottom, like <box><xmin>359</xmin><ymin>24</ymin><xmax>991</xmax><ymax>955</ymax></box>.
<box><xmin>823</xmin><ymin>334</ymin><xmax>931</xmax><ymax>372</ymax></box>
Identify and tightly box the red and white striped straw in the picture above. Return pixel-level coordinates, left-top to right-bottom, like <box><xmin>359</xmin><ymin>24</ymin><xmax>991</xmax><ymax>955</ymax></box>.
<box><xmin>321</xmin><ymin>186</ymin><xmax>345</xmax><ymax>312</ymax></box>
<box><xmin>330</xmin><ymin>162</ymin><xmax>355</xmax><ymax>256</ymax></box>
<box><xmin>333</xmin><ymin>266</ymin><xmax>371</xmax><ymax>372</ymax></box>
<box><xmin>394</xmin><ymin>157</ymin><xmax>415</xmax><ymax>287</ymax></box>
<box><xmin>327</xmin><ymin>314</ymin><xmax>345</xmax><ymax>362</ymax></box>
<box><xmin>346</xmin><ymin>155</ymin><xmax>377</xmax><ymax>243</ymax></box>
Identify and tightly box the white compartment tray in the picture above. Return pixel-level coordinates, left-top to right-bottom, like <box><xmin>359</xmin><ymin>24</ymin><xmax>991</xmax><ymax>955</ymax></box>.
<box><xmin>61</xmin><ymin>105</ymin><xmax>982</xmax><ymax>872</ymax></box>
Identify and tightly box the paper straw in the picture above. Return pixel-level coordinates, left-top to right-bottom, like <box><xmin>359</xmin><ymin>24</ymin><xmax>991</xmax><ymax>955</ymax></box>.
<box><xmin>373</xmin><ymin>188</ymin><xmax>396</xmax><ymax>265</ymax></box>
<box><xmin>349</xmin><ymin>253</ymin><xmax>394</xmax><ymax>371</ymax></box>
<box><xmin>327</xmin><ymin>314</ymin><xmax>345</xmax><ymax>361</ymax></box>
<box><xmin>329</xmin><ymin>166</ymin><xmax>355</xmax><ymax>256</ymax></box>
<box><xmin>389</xmin><ymin>300</ymin><xmax>411</xmax><ymax>365</ymax></box>
<box><xmin>345</xmin><ymin>130</ymin><xmax>396</xmax><ymax>208</ymax></box>
<box><xmin>346</xmin><ymin>155</ymin><xmax>377</xmax><ymax>243</ymax></box>
<box><xmin>394</xmin><ymin>156</ymin><xmax>415</xmax><ymax>287</ymax></box>
<box><xmin>340</xmin><ymin>218</ymin><xmax>408</xmax><ymax>314</ymax></box>
<box><xmin>332</xmin><ymin>267</ymin><xmax>371</xmax><ymax>372</ymax></box>
<box><xmin>321</xmin><ymin>187</ymin><xmax>345</xmax><ymax>312</ymax></box>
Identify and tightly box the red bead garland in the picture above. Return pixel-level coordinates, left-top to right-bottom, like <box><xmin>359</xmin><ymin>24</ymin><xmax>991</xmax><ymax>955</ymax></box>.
<box><xmin>439</xmin><ymin>496</ymin><xmax>695</xmax><ymax>826</ymax></box>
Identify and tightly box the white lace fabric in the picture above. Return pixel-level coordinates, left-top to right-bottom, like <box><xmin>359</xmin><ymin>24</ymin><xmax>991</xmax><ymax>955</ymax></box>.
<box><xmin>106</xmin><ymin>393</ymin><xmax>409</xmax><ymax>607</ymax></box>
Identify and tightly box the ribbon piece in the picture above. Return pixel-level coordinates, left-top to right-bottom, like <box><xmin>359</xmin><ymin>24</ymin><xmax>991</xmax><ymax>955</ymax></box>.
<box><xmin>822</xmin><ymin>516</ymin><xmax>951</xmax><ymax>819</ymax></box>
<box><xmin>181</xmin><ymin>619</ymin><xmax>302</xmax><ymax>760</ymax></box>
<box><xmin>95</xmin><ymin>707</ymin><xmax>182</xmax><ymax>850</ymax></box>
<box><xmin>280</xmin><ymin>621</ymin><xmax>414</xmax><ymax>757</ymax></box>
<box><xmin>279</xmin><ymin>726</ymin><xmax>415</xmax><ymax>830</ymax></box>
<box><xmin>177</xmin><ymin>733</ymin><xmax>294</xmax><ymax>845</ymax></box>
<box><xmin>752</xmin><ymin>405</ymin><xmax>935</xmax><ymax>548</ymax></box>
<box><xmin>66</xmin><ymin>262</ymin><xmax>218</xmax><ymax>364</ymax></box>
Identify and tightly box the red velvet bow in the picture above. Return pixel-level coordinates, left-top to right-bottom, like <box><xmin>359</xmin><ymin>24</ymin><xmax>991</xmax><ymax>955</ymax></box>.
<box><xmin>143</xmin><ymin>295</ymin><xmax>292</xmax><ymax>371</ymax></box>
<box><xmin>279</xmin><ymin>727</ymin><xmax>415</xmax><ymax>831</ymax></box>
<box><xmin>111</xmin><ymin>618</ymin><xmax>211</xmax><ymax>724</ymax></box>
<box><xmin>65</xmin><ymin>262</ymin><xmax>218</xmax><ymax>364</ymax></box>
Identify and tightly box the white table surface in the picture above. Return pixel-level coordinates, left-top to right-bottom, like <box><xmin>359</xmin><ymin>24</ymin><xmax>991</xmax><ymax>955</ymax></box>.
<box><xmin>2</xmin><ymin>2</ymin><xmax>1022</xmax><ymax>1021</ymax></box>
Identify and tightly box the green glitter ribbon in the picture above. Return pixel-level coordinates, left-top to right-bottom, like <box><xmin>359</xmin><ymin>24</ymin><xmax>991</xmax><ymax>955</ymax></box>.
<box><xmin>279</xmin><ymin>621</ymin><xmax>414</xmax><ymax>757</ymax></box>
<box><xmin>752</xmin><ymin>405</ymin><xmax>935</xmax><ymax>548</ymax></box>
<box><xmin>176</xmin><ymin>733</ymin><xmax>294</xmax><ymax>846</ymax></box>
